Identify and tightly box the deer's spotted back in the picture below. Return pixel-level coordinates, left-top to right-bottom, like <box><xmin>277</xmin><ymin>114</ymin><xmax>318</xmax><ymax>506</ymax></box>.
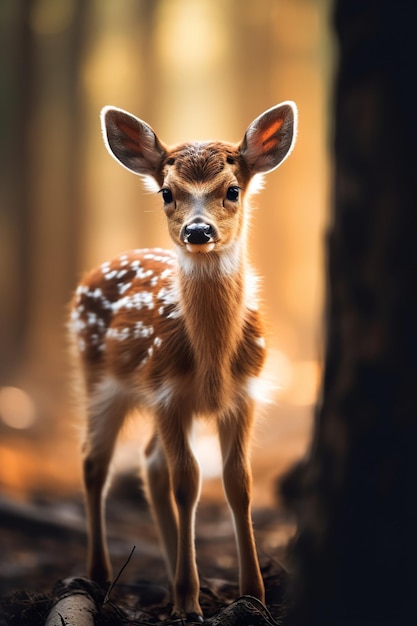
<box><xmin>70</xmin><ymin>248</ymin><xmax>181</xmax><ymax>370</ymax></box>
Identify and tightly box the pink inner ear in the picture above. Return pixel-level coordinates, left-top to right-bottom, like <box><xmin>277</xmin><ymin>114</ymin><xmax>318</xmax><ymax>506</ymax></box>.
<box><xmin>260</xmin><ymin>118</ymin><xmax>284</xmax><ymax>147</ymax></box>
<box><xmin>119</xmin><ymin>120</ymin><xmax>140</xmax><ymax>142</ymax></box>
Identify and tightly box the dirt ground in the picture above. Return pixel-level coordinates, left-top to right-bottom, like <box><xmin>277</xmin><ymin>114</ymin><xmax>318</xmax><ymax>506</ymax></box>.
<box><xmin>0</xmin><ymin>397</ymin><xmax>311</xmax><ymax>623</ymax></box>
<box><xmin>0</xmin><ymin>470</ymin><xmax>295</xmax><ymax>624</ymax></box>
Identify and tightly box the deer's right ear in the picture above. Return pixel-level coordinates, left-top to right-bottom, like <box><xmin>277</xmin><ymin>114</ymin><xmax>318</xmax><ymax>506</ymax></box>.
<box><xmin>101</xmin><ymin>106</ymin><xmax>166</xmax><ymax>178</ymax></box>
<box><xmin>240</xmin><ymin>101</ymin><xmax>298</xmax><ymax>174</ymax></box>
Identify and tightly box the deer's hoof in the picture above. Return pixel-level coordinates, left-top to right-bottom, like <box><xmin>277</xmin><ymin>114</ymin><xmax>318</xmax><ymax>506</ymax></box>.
<box><xmin>171</xmin><ymin>611</ymin><xmax>204</xmax><ymax>624</ymax></box>
<box><xmin>186</xmin><ymin>612</ymin><xmax>204</xmax><ymax>624</ymax></box>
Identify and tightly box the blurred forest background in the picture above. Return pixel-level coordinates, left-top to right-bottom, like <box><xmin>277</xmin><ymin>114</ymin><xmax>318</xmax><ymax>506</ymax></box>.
<box><xmin>0</xmin><ymin>0</ymin><xmax>332</xmax><ymax>513</ymax></box>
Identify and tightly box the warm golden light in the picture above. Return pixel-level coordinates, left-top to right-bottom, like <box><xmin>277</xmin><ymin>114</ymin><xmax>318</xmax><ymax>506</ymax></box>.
<box><xmin>156</xmin><ymin>0</ymin><xmax>227</xmax><ymax>72</ymax></box>
<box><xmin>0</xmin><ymin>387</ymin><xmax>36</xmax><ymax>430</ymax></box>
<box><xmin>285</xmin><ymin>360</ymin><xmax>321</xmax><ymax>407</ymax></box>
<box><xmin>0</xmin><ymin>0</ymin><xmax>332</xmax><ymax>503</ymax></box>
<box><xmin>193</xmin><ymin>425</ymin><xmax>223</xmax><ymax>480</ymax></box>
<box><xmin>267</xmin><ymin>349</ymin><xmax>293</xmax><ymax>396</ymax></box>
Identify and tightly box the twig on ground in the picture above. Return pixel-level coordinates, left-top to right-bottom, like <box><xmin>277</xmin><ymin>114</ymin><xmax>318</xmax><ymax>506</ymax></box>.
<box><xmin>103</xmin><ymin>545</ymin><xmax>136</xmax><ymax>605</ymax></box>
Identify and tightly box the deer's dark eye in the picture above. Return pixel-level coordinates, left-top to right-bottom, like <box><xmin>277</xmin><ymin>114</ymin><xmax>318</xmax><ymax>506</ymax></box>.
<box><xmin>161</xmin><ymin>188</ymin><xmax>173</xmax><ymax>204</ymax></box>
<box><xmin>226</xmin><ymin>186</ymin><xmax>240</xmax><ymax>202</ymax></box>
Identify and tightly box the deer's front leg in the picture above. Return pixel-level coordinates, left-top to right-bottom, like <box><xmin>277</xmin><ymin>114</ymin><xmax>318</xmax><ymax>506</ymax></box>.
<box><xmin>158</xmin><ymin>411</ymin><xmax>203</xmax><ymax>621</ymax></box>
<box><xmin>218</xmin><ymin>398</ymin><xmax>265</xmax><ymax>603</ymax></box>
<box><xmin>82</xmin><ymin>385</ymin><xmax>129</xmax><ymax>584</ymax></box>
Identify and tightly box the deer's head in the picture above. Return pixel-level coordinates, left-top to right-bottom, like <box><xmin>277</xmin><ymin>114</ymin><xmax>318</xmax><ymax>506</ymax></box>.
<box><xmin>101</xmin><ymin>103</ymin><xmax>297</xmax><ymax>258</ymax></box>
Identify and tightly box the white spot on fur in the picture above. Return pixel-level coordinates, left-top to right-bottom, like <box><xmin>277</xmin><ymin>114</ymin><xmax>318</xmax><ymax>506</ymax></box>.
<box><xmin>144</xmin><ymin>253</ymin><xmax>176</xmax><ymax>264</ymax></box>
<box><xmin>157</xmin><ymin>287</ymin><xmax>168</xmax><ymax>301</ymax></box>
<box><xmin>160</xmin><ymin>268</ymin><xmax>173</xmax><ymax>280</ymax></box>
<box><xmin>97</xmin><ymin>318</ymin><xmax>105</xmax><ymax>331</ymax></box>
<box><xmin>69</xmin><ymin>309</ymin><xmax>86</xmax><ymax>333</ymax></box>
<box><xmin>87</xmin><ymin>312</ymin><xmax>98</xmax><ymax>326</ymax></box>
<box><xmin>167</xmin><ymin>310</ymin><xmax>181</xmax><ymax>319</ymax></box>
<box><xmin>104</xmin><ymin>269</ymin><xmax>117</xmax><ymax>280</ymax></box>
<box><xmin>135</xmin><ymin>267</ymin><xmax>154</xmax><ymax>280</ymax></box>
<box><xmin>106</xmin><ymin>323</ymin><xmax>153</xmax><ymax>342</ymax></box>
<box><xmin>113</xmin><ymin>291</ymin><xmax>154</xmax><ymax>312</ymax></box>
<box><xmin>106</xmin><ymin>326</ymin><xmax>131</xmax><ymax>341</ymax></box>
<box><xmin>118</xmin><ymin>281</ymin><xmax>132</xmax><ymax>295</ymax></box>
<box><xmin>157</xmin><ymin>286</ymin><xmax>177</xmax><ymax>306</ymax></box>
<box><xmin>133</xmin><ymin>321</ymin><xmax>154</xmax><ymax>339</ymax></box>
<box><xmin>255</xmin><ymin>336</ymin><xmax>266</xmax><ymax>349</ymax></box>
<box><xmin>139</xmin><ymin>354</ymin><xmax>149</xmax><ymax>368</ymax></box>
<box><xmin>156</xmin><ymin>284</ymin><xmax>181</xmax><ymax>318</ymax></box>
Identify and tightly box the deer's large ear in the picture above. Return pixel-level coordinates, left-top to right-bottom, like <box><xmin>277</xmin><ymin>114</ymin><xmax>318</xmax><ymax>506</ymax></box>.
<box><xmin>240</xmin><ymin>102</ymin><xmax>297</xmax><ymax>174</ymax></box>
<box><xmin>101</xmin><ymin>106</ymin><xmax>166</xmax><ymax>178</ymax></box>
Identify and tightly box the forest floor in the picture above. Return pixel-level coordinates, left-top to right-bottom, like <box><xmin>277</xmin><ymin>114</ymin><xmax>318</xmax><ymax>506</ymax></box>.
<box><xmin>0</xmin><ymin>472</ymin><xmax>295</xmax><ymax>625</ymax></box>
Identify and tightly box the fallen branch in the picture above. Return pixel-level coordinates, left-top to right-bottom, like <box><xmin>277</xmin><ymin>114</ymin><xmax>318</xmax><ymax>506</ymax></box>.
<box><xmin>205</xmin><ymin>595</ymin><xmax>278</xmax><ymax>626</ymax></box>
<box><xmin>44</xmin><ymin>578</ymin><xmax>101</xmax><ymax>626</ymax></box>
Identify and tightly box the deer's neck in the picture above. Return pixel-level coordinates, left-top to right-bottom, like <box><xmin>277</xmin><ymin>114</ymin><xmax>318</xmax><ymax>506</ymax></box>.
<box><xmin>177</xmin><ymin>245</ymin><xmax>247</xmax><ymax>409</ymax></box>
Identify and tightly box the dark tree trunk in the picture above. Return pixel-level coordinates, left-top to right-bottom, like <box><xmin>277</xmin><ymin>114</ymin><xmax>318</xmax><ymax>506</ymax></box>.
<box><xmin>0</xmin><ymin>0</ymin><xmax>35</xmax><ymax>379</ymax></box>
<box><xmin>0</xmin><ymin>1</ymin><xmax>88</xmax><ymax>386</ymax></box>
<box><xmin>281</xmin><ymin>2</ymin><xmax>417</xmax><ymax>625</ymax></box>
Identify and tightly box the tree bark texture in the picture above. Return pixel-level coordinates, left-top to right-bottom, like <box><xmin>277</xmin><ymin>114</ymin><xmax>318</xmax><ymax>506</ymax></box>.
<box><xmin>281</xmin><ymin>2</ymin><xmax>417</xmax><ymax>625</ymax></box>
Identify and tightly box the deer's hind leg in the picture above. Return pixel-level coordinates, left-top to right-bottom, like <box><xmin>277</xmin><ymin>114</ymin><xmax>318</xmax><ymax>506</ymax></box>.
<box><xmin>155</xmin><ymin>409</ymin><xmax>202</xmax><ymax>620</ymax></box>
<box><xmin>144</xmin><ymin>433</ymin><xmax>178</xmax><ymax>581</ymax></box>
<box><xmin>82</xmin><ymin>377</ymin><xmax>130</xmax><ymax>584</ymax></box>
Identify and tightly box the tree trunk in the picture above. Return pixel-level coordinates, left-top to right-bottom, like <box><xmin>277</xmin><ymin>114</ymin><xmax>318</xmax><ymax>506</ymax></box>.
<box><xmin>281</xmin><ymin>1</ymin><xmax>417</xmax><ymax>625</ymax></box>
<box><xmin>0</xmin><ymin>0</ymin><xmax>35</xmax><ymax>379</ymax></box>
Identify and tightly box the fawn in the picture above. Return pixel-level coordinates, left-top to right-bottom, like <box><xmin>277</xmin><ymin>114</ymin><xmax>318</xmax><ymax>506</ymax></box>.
<box><xmin>70</xmin><ymin>101</ymin><xmax>297</xmax><ymax>621</ymax></box>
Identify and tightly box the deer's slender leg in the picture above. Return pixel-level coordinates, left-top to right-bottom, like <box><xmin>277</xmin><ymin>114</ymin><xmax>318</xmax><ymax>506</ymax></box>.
<box><xmin>158</xmin><ymin>410</ymin><xmax>202</xmax><ymax>619</ymax></box>
<box><xmin>144</xmin><ymin>432</ymin><xmax>178</xmax><ymax>581</ymax></box>
<box><xmin>218</xmin><ymin>399</ymin><xmax>265</xmax><ymax>603</ymax></box>
<box><xmin>82</xmin><ymin>379</ymin><xmax>129</xmax><ymax>584</ymax></box>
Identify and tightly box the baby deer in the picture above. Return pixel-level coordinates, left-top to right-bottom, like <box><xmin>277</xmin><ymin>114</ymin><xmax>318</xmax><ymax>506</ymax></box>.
<box><xmin>70</xmin><ymin>102</ymin><xmax>297</xmax><ymax>621</ymax></box>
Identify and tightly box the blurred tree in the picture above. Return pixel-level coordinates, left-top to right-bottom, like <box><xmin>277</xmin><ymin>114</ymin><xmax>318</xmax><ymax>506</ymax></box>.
<box><xmin>0</xmin><ymin>0</ymin><xmax>35</xmax><ymax>379</ymax></box>
<box><xmin>0</xmin><ymin>0</ymin><xmax>88</xmax><ymax>386</ymax></box>
<box><xmin>281</xmin><ymin>1</ymin><xmax>417</xmax><ymax>624</ymax></box>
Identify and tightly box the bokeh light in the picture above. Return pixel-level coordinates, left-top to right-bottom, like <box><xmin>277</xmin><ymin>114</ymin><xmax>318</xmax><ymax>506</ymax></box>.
<box><xmin>0</xmin><ymin>387</ymin><xmax>36</xmax><ymax>431</ymax></box>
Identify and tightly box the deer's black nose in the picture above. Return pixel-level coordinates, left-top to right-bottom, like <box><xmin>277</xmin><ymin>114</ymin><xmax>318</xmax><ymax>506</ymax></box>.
<box><xmin>184</xmin><ymin>222</ymin><xmax>215</xmax><ymax>244</ymax></box>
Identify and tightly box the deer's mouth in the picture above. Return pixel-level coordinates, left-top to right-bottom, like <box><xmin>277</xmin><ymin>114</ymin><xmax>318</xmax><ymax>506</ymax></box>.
<box><xmin>185</xmin><ymin>242</ymin><xmax>215</xmax><ymax>254</ymax></box>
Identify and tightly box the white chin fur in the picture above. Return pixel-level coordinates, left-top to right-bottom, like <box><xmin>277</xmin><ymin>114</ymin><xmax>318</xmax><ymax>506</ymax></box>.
<box><xmin>185</xmin><ymin>242</ymin><xmax>215</xmax><ymax>254</ymax></box>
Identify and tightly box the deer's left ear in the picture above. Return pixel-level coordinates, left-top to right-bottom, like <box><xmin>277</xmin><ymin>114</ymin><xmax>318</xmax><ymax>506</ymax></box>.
<box><xmin>240</xmin><ymin>102</ymin><xmax>298</xmax><ymax>174</ymax></box>
<box><xmin>101</xmin><ymin>106</ymin><xmax>167</xmax><ymax>179</ymax></box>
